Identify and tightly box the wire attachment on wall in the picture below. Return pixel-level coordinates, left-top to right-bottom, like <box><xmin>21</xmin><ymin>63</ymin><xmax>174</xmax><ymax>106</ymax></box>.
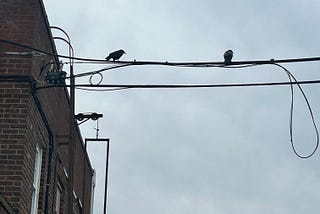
<box><xmin>75</xmin><ymin>112</ymin><xmax>103</xmax><ymax>125</ymax></box>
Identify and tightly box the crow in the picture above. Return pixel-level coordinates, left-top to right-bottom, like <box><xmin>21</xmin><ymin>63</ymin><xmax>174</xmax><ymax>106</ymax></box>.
<box><xmin>223</xmin><ymin>50</ymin><xmax>233</xmax><ymax>64</ymax></box>
<box><xmin>105</xmin><ymin>49</ymin><xmax>126</xmax><ymax>61</ymax></box>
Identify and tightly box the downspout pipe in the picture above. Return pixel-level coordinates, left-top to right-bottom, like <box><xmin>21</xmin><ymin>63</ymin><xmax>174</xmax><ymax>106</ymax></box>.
<box><xmin>30</xmin><ymin>81</ymin><xmax>54</xmax><ymax>214</ymax></box>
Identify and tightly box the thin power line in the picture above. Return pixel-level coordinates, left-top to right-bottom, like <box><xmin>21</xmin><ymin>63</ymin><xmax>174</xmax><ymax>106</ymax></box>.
<box><xmin>76</xmin><ymin>87</ymin><xmax>130</xmax><ymax>92</ymax></box>
<box><xmin>2</xmin><ymin>38</ymin><xmax>320</xmax><ymax>66</ymax></box>
<box><xmin>70</xmin><ymin>64</ymin><xmax>132</xmax><ymax>79</ymax></box>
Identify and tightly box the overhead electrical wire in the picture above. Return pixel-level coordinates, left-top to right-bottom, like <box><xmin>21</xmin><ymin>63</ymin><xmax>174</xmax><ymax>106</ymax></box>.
<box><xmin>68</xmin><ymin>63</ymin><xmax>261</xmax><ymax>80</ymax></box>
<box><xmin>1</xmin><ymin>38</ymin><xmax>320</xmax><ymax>158</ymax></box>
<box><xmin>273</xmin><ymin>63</ymin><xmax>319</xmax><ymax>159</ymax></box>
<box><xmin>76</xmin><ymin>87</ymin><xmax>130</xmax><ymax>92</ymax></box>
<box><xmin>34</xmin><ymin>79</ymin><xmax>320</xmax><ymax>90</ymax></box>
<box><xmin>70</xmin><ymin>64</ymin><xmax>132</xmax><ymax>79</ymax></box>
<box><xmin>2</xmin><ymin>38</ymin><xmax>320</xmax><ymax>66</ymax></box>
<box><xmin>71</xmin><ymin>64</ymin><xmax>320</xmax><ymax>158</ymax></box>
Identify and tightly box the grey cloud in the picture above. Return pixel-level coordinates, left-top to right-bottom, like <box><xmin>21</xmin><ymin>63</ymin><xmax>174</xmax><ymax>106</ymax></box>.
<box><xmin>44</xmin><ymin>0</ymin><xmax>320</xmax><ymax>213</ymax></box>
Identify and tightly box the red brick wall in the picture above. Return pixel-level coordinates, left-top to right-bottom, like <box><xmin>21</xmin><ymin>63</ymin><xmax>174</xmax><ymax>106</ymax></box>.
<box><xmin>0</xmin><ymin>0</ymin><xmax>94</xmax><ymax>213</ymax></box>
<box><xmin>0</xmin><ymin>192</ymin><xmax>15</xmax><ymax>214</ymax></box>
<box><xmin>0</xmin><ymin>78</ymin><xmax>32</xmax><ymax>213</ymax></box>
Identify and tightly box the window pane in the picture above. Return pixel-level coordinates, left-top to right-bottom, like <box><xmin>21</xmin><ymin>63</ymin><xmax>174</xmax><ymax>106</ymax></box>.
<box><xmin>30</xmin><ymin>146</ymin><xmax>43</xmax><ymax>214</ymax></box>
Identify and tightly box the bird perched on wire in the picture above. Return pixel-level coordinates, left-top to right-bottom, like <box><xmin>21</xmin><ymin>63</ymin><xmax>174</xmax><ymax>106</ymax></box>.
<box><xmin>105</xmin><ymin>49</ymin><xmax>126</xmax><ymax>61</ymax></box>
<box><xmin>223</xmin><ymin>50</ymin><xmax>233</xmax><ymax>65</ymax></box>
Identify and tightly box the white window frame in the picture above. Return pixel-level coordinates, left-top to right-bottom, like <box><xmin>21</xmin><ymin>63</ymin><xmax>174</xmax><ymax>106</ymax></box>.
<box><xmin>90</xmin><ymin>170</ymin><xmax>96</xmax><ymax>214</ymax></box>
<box><xmin>30</xmin><ymin>145</ymin><xmax>43</xmax><ymax>214</ymax></box>
<box><xmin>55</xmin><ymin>181</ymin><xmax>63</xmax><ymax>214</ymax></box>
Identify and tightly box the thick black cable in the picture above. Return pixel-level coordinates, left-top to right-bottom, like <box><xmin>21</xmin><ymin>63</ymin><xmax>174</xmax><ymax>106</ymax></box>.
<box><xmin>3</xmin><ymin>38</ymin><xmax>320</xmax><ymax>66</ymax></box>
<box><xmin>52</xmin><ymin>36</ymin><xmax>74</xmax><ymax>66</ymax></box>
<box><xmin>51</xmin><ymin>26</ymin><xmax>74</xmax><ymax>65</ymax></box>
<box><xmin>273</xmin><ymin>63</ymin><xmax>319</xmax><ymax>158</ymax></box>
<box><xmin>34</xmin><ymin>79</ymin><xmax>320</xmax><ymax>90</ymax></box>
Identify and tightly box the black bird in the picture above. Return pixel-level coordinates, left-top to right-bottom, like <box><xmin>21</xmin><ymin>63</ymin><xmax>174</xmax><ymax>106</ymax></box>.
<box><xmin>105</xmin><ymin>49</ymin><xmax>126</xmax><ymax>61</ymax></box>
<box><xmin>223</xmin><ymin>50</ymin><xmax>233</xmax><ymax>64</ymax></box>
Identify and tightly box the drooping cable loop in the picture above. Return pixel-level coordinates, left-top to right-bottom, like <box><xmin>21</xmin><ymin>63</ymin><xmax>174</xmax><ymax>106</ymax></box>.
<box><xmin>273</xmin><ymin>63</ymin><xmax>319</xmax><ymax>158</ymax></box>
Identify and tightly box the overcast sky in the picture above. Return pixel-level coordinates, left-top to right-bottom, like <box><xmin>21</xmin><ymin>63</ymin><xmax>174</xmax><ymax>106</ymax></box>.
<box><xmin>43</xmin><ymin>1</ymin><xmax>320</xmax><ymax>213</ymax></box>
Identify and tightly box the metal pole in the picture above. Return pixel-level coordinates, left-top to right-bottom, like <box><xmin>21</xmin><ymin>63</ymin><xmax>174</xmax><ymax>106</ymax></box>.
<box><xmin>103</xmin><ymin>139</ymin><xmax>110</xmax><ymax>214</ymax></box>
<box><xmin>50</xmin><ymin>27</ymin><xmax>75</xmax><ymax>214</ymax></box>
<box><xmin>85</xmin><ymin>138</ymin><xmax>110</xmax><ymax>214</ymax></box>
<box><xmin>67</xmin><ymin>64</ymin><xmax>75</xmax><ymax>214</ymax></box>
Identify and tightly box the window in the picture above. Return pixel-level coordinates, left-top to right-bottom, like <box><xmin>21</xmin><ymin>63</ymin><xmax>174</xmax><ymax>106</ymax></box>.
<box><xmin>30</xmin><ymin>145</ymin><xmax>43</xmax><ymax>214</ymax></box>
<box><xmin>55</xmin><ymin>182</ymin><xmax>63</xmax><ymax>214</ymax></box>
<box><xmin>90</xmin><ymin>171</ymin><xmax>96</xmax><ymax>214</ymax></box>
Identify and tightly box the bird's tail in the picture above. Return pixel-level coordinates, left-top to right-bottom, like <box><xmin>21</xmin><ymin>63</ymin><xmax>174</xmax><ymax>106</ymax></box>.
<box><xmin>105</xmin><ymin>56</ymin><xmax>111</xmax><ymax>61</ymax></box>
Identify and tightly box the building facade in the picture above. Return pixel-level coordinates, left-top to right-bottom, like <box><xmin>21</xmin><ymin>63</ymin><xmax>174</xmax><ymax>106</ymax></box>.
<box><xmin>0</xmin><ymin>0</ymin><xmax>94</xmax><ymax>213</ymax></box>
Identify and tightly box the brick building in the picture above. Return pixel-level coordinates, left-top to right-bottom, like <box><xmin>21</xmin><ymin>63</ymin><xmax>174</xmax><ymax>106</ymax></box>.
<box><xmin>0</xmin><ymin>0</ymin><xmax>95</xmax><ymax>213</ymax></box>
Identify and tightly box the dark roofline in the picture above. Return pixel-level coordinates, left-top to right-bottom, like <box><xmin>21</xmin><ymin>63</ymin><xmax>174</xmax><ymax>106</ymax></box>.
<box><xmin>37</xmin><ymin>0</ymin><xmax>59</xmax><ymax>62</ymax></box>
